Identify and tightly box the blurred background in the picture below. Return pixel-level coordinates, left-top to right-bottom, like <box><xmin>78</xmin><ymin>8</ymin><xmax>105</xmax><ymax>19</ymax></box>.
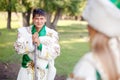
<box><xmin>0</xmin><ymin>0</ymin><xmax>90</xmax><ymax>80</ymax></box>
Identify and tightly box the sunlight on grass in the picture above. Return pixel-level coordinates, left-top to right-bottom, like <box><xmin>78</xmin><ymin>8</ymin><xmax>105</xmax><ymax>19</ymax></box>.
<box><xmin>0</xmin><ymin>12</ymin><xmax>22</xmax><ymax>29</ymax></box>
<box><xmin>0</xmin><ymin>21</ymin><xmax>21</xmax><ymax>29</ymax></box>
<box><xmin>0</xmin><ymin>42</ymin><xmax>14</xmax><ymax>47</ymax></box>
<box><xmin>60</xmin><ymin>38</ymin><xmax>89</xmax><ymax>44</ymax></box>
<box><xmin>57</xmin><ymin>20</ymin><xmax>81</xmax><ymax>26</ymax></box>
<box><xmin>80</xmin><ymin>21</ymin><xmax>88</xmax><ymax>25</ymax></box>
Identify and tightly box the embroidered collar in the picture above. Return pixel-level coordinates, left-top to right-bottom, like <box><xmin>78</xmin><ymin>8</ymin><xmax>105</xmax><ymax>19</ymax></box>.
<box><xmin>31</xmin><ymin>25</ymin><xmax>46</xmax><ymax>36</ymax></box>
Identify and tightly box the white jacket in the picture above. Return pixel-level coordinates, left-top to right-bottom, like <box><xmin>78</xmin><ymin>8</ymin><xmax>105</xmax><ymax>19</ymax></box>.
<box><xmin>14</xmin><ymin>26</ymin><xmax>60</xmax><ymax>80</ymax></box>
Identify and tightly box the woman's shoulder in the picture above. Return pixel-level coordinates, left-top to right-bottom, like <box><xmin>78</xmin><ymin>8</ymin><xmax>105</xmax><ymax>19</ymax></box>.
<box><xmin>75</xmin><ymin>52</ymin><xmax>95</xmax><ymax>69</ymax></box>
<box><xmin>72</xmin><ymin>52</ymin><xmax>97</xmax><ymax>79</ymax></box>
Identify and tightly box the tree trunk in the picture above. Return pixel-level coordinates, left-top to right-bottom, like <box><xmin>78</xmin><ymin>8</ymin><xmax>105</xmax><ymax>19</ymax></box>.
<box><xmin>46</xmin><ymin>13</ymin><xmax>52</xmax><ymax>28</ymax></box>
<box><xmin>7</xmin><ymin>9</ymin><xmax>12</xmax><ymax>30</ymax></box>
<box><xmin>51</xmin><ymin>8</ymin><xmax>62</xmax><ymax>30</ymax></box>
<box><xmin>22</xmin><ymin>10</ymin><xmax>31</xmax><ymax>27</ymax></box>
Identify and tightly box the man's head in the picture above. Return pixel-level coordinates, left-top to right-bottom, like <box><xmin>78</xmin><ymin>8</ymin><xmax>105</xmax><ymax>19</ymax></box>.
<box><xmin>32</xmin><ymin>9</ymin><xmax>47</xmax><ymax>29</ymax></box>
<box><xmin>33</xmin><ymin>9</ymin><xmax>46</xmax><ymax>18</ymax></box>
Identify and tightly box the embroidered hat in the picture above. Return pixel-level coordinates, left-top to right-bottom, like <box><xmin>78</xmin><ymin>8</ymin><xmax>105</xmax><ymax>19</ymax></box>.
<box><xmin>82</xmin><ymin>0</ymin><xmax>120</xmax><ymax>37</ymax></box>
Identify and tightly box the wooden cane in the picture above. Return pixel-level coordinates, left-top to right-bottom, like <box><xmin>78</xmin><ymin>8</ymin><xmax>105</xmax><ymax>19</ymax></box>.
<box><xmin>34</xmin><ymin>44</ymin><xmax>38</xmax><ymax>80</ymax></box>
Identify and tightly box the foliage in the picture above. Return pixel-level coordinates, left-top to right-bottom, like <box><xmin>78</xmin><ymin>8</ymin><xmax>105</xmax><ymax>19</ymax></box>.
<box><xmin>39</xmin><ymin>0</ymin><xmax>86</xmax><ymax>15</ymax></box>
<box><xmin>0</xmin><ymin>0</ymin><xmax>87</xmax><ymax>29</ymax></box>
<box><xmin>15</xmin><ymin>0</ymin><xmax>37</xmax><ymax>12</ymax></box>
<box><xmin>8</xmin><ymin>0</ymin><xmax>87</xmax><ymax>15</ymax></box>
<box><xmin>0</xmin><ymin>0</ymin><xmax>17</xmax><ymax>11</ymax></box>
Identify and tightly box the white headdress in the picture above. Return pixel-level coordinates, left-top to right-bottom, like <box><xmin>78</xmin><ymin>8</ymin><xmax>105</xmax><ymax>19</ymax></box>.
<box><xmin>82</xmin><ymin>0</ymin><xmax>120</xmax><ymax>37</ymax></box>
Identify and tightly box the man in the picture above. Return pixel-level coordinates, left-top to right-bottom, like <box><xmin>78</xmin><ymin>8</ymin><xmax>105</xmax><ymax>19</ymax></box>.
<box><xmin>14</xmin><ymin>9</ymin><xmax>60</xmax><ymax>80</ymax></box>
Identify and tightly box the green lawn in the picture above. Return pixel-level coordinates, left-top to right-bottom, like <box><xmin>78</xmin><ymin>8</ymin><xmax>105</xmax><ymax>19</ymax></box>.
<box><xmin>0</xmin><ymin>20</ymin><xmax>89</xmax><ymax>76</ymax></box>
<box><xmin>56</xmin><ymin>20</ymin><xmax>89</xmax><ymax>76</ymax></box>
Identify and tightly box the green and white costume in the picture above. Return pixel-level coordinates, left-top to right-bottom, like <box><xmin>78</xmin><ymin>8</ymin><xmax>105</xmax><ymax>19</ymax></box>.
<box><xmin>14</xmin><ymin>25</ymin><xmax>60</xmax><ymax>80</ymax></box>
<box><xmin>67</xmin><ymin>0</ymin><xmax>120</xmax><ymax>80</ymax></box>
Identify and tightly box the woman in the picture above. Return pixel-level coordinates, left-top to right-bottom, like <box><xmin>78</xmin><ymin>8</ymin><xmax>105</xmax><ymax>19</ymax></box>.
<box><xmin>14</xmin><ymin>9</ymin><xmax>60</xmax><ymax>80</ymax></box>
<box><xmin>67</xmin><ymin>0</ymin><xmax>120</xmax><ymax>80</ymax></box>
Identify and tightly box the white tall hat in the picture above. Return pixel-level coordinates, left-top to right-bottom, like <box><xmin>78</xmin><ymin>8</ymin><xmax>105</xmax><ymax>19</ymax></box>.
<box><xmin>82</xmin><ymin>0</ymin><xmax>120</xmax><ymax>37</ymax></box>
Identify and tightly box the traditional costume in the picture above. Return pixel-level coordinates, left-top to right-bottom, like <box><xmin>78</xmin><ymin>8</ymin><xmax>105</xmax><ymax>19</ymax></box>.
<box><xmin>67</xmin><ymin>0</ymin><xmax>120</xmax><ymax>80</ymax></box>
<box><xmin>14</xmin><ymin>25</ymin><xmax>60</xmax><ymax>80</ymax></box>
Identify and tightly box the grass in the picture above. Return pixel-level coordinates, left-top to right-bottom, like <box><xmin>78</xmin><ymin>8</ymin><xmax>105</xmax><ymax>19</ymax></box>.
<box><xmin>0</xmin><ymin>29</ymin><xmax>21</xmax><ymax>63</ymax></box>
<box><xmin>55</xmin><ymin>20</ymin><xmax>89</xmax><ymax>76</ymax></box>
<box><xmin>0</xmin><ymin>19</ymin><xmax>89</xmax><ymax>76</ymax></box>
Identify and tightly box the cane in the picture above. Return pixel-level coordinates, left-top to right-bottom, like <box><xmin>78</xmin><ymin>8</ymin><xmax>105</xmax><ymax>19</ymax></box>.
<box><xmin>34</xmin><ymin>44</ymin><xmax>38</xmax><ymax>80</ymax></box>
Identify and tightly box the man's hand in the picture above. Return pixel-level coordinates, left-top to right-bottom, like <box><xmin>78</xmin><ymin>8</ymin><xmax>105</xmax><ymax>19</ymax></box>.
<box><xmin>32</xmin><ymin>32</ymin><xmax>40</xmax><ymax>46</ymax></box>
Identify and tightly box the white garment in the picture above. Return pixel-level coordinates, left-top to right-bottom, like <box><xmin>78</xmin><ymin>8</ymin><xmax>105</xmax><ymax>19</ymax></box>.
<box><xmin>14</xmin><ymin>26</ymin><xmax>60</xmax><ymax>80</ymax></box>
<box><xmin>82</xmin><ymin>0</ymin><xmax>120</xmax><ymax>37</ymax></box>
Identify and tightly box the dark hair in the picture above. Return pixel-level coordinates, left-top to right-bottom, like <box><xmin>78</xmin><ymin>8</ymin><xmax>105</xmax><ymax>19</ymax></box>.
<box><xmin>32</xmin><ymin>8</ymin><xmax>46</xmax><ymax>18</ymax></box>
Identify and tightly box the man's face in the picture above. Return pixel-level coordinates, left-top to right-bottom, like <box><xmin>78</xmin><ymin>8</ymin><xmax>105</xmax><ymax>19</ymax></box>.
<box><xmin>33</xmin><ymin>14</ymin><xmax>46</xmax><ymax>28</ymax></box>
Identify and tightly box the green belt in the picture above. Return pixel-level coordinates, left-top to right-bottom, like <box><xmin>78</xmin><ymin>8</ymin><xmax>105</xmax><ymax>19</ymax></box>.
<box><xmin>22</xmin><ymin>54</ymin><xmax>32</xmax><ymax>68</ymax></box>
<box><xmin>22</xmin><ymin>54</ymin><xmax>49</xmax><ymax>69</ymax></box>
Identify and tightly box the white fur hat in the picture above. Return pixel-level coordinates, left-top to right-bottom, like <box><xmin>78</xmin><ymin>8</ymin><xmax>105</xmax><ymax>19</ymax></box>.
<box><xmin>82</xmin><ymin>0</ymin><xmax>120</xmax><ymax>37</ymax></box>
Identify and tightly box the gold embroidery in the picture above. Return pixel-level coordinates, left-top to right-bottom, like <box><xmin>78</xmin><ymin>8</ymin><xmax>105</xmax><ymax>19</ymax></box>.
<box><xmin>27</xmin><ymin>61</ymin><xmax>34</xmax><ymax>70</ymax></box>
<box><xmin>45</xmin><ymin>52</ymin><xmax>50</xmax><ymax>59</ymax></box>
<box><xmin>38</xmin><ymin>67</ymin><xmax>45</xmax><ymax>79</ymax></box>
<box><xmin>47</xmin><ymin>32</ymin><xmax>53</xmax><ymax>37</ymax></box>
<box><xmin>25</xmin><ymin>41</ymin><xmax>29</xmax><ymax>52</ymax></box>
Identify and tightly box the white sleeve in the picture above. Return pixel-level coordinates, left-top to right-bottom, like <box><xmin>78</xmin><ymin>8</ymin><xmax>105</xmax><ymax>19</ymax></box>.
<box><xmin>73</xmin><ymin>59</ymin><xmax>97</xmax><ymax>80</ymax></box>
<box><xmin>14</xmin><ymin>27</ymin><xmax>34</xmax><ymax>54</ymax></box>
<box><xmin>38</xmin><ymin>30</ymin><xmax>60</xmax><ymax>60</ymax></box>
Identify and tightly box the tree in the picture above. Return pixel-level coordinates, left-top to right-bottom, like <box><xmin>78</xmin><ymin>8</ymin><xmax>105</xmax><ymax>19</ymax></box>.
<box><xmin>15</xmin><ymin>0</ymin><xmax>86</xmax><ymax>29</ymax></box>
<box><xmin>7</xmin><ymin>0</ymin><xmax>12</xmax><ymax>29</ymax></box>
<box><xmin>0</xmin><ymin>0</ymin><xmax>17</xmax><ymax>29</ymax></box>
<box><xmin>15</xmin><ymin>0</ymin><xmax>36</xmax><ymax>27</ymax></box>
<box><xmin>39</xmin><ymin>0</ymin><xmax>84</xmax><ymax>30</ymax></box>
